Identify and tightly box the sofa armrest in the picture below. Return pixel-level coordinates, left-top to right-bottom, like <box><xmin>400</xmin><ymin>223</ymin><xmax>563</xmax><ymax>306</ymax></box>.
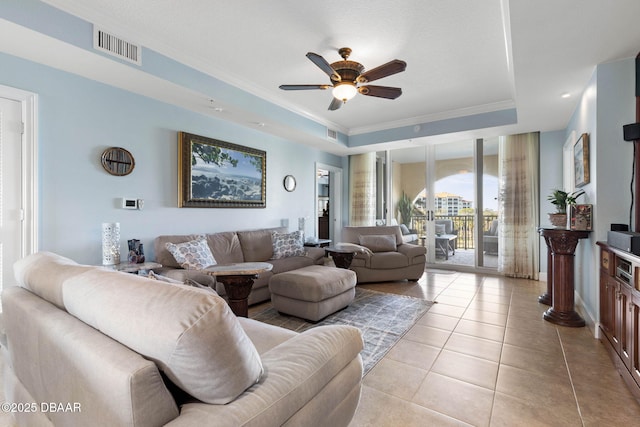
<box><xmin>397</xmin><ymin>243</ymin><xmax>427</xmax><ymax>260</ymax></box>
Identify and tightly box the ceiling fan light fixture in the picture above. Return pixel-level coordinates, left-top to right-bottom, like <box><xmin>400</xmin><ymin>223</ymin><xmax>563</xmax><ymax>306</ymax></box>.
<box><xmin>332</xmin><ymin>82</ymin><xmax>358</xmax><ymax>102</ymax></box>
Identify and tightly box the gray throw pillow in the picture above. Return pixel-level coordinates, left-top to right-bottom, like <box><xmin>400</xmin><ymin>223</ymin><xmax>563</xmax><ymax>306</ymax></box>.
<box><xmin>435</xmin><ymin>224</ymin><xmax>446</xmax><ymax>235</ymax></box>
<box><xmin>359</xmin><ymin>234</ymin><xmax>397</xmax><ymax>252</ymax></box>
<box><xmin>400</xmin><ymin>224</ymin><xmax>411</xmax><ymax>235</ymax></box>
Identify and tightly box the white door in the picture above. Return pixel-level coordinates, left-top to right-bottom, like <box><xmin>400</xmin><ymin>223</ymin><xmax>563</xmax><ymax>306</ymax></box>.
<box><xmin>0</xmin><ymin>97</ymin><xmax>23</xmax><ymax>290</ymax></box>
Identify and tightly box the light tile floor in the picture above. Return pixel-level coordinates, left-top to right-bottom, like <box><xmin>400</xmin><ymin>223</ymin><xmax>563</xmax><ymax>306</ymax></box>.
<box><xmin>2</xmin><ymin>271</ymin><xmax>639</xmax><ymax>426</ymax></box>
<box><xmin>347</xmin><ymin>270</ymin><xmax>640</xmax><ymax>427</ymax></box>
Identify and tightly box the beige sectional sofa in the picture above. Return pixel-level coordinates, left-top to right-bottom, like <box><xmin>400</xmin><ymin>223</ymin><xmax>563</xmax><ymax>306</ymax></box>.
<box><xmin>2</xmin><ymin>252</ymin><xmax>363</xmax><ymax>427</ymax></box>
<box><xmin>154</xmin><ymin>227</ymin><xmax>325</xmax><ymax>305</ymax></box>
<box><xmin>341</xmin><ymin>225</ymin><xmax>427</xmax><ymax>283</ymax></box>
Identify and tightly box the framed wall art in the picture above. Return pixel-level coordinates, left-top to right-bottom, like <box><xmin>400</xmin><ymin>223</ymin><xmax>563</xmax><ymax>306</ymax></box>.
<box><xmin>178</xmin><ymin>132</ymin><xmax>266</xmax><ymax>208</ymax></box>
<box><xmin>573</xmin><ymin>133</ymin><xmax>590</xmax><ymax>188</ymax></box>
<box><xmin>570</xmin><ymin>204</ymin><xmax>592</xmax><ymax>231</ymax></box>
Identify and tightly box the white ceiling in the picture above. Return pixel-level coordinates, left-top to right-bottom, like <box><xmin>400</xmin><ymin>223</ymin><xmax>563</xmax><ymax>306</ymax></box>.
<box><xmin>24</xmin><ymin>0</ymin><xmax>640</xmax><ymax>155</ymax></box>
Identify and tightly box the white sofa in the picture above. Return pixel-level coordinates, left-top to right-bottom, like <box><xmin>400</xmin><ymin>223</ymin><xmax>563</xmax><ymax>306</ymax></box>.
<box><xmin>2</xmin><ymin>252</ymin><xmax>363</xmax><ymax>427</ymax></box>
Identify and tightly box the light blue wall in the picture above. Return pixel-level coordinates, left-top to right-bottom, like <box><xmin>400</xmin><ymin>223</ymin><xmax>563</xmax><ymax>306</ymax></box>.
<box><xmin>538</xmin><ymin>130</ymin><xmax>566</xmax><ymax>274</ymax></box>
<box><xmin>564</xmin><ymin>57</ymin><xmax>636</xmax><ymax>324</ymax></box>
<box><xmin>0</xmin><ymin>52</ymin><xmax>344</xmax><ymax>264</ymax></box>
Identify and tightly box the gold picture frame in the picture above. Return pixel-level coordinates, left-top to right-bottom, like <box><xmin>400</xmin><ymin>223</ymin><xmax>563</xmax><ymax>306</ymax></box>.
<box><xmin>178</xmin><ymin>132</ymin><xmax>266</xmax><ymax>208</ymax></box>
<box><xmin>573</xmin><ymin>133</ymin><xmax>590</xmax><ymax>187</ymax></box>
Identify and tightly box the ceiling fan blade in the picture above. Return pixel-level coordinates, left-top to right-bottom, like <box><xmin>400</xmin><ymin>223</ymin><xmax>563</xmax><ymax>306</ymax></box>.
<box><xmin>358</xmin><ymin>85</ymin><xmax>402</xmax><ymax>99</ymax></box>
<box><xmin>328</xmin><ymin>97</ymin><xmax>343</xmax><ymax>111</ymax></box>
<box><xmin>306</xmin><ymin>52</ymin><xmax>341</xmax><ymax>82</ymax></box>
<box><xmin>357</xmin><ymin>59</ymin><xmax>407</xmax><ymax>83</ymax></box>
<box><xmin>279</xmin><ymin>84</ymin><xmax>331</xmax><ymax>90</ymax></box>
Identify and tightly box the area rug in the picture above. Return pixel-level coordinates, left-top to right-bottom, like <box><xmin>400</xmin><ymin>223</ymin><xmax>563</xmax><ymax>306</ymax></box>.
<box><xmin>251</xmin><ymin>288</ymin><xmax>433</xmax><ymax>375</ymax></box>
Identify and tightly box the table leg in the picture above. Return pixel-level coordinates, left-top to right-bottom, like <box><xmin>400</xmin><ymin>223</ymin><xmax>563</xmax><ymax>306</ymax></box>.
<box><xmin>216</xmin><ymin>274</ymin><xmax>258</xmax><ymax>317</ymax></box>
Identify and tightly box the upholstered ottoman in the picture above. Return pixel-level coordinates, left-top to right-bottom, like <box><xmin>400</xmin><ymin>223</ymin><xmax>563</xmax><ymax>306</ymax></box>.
<box><xmin>269</xmin><ymin>265</ymin><xmax>357</xmax><ymax>322</ymax></box>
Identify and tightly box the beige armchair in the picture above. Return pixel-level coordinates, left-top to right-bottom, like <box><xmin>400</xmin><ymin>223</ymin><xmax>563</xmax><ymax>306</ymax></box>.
<box><xmin>340</xmin><ymin>225</ymin><xmax>426</xmax><ymax>283</ymax></box>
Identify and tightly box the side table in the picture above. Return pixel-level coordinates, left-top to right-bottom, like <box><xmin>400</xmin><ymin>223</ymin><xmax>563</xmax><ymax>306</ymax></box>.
<box><xmin>104</xmin><ymin>261</ymin><xmax>162</xmax><ymax>274</ymax></box>
<box><xmin>304</xmin><ymin>238</ymin><xmax>332</xmax><ymax>248</ymax></box>
<box><xmin>538</xmin><ymin>227</ymin><xmax>590</xmax><ymax>327</ymax></box>
<box><xmin>203</xmin><ymin>262</ymin><xmax>273</xmax><ymax>317</ymax></box>
<box><xmin>324</xmin><ymin>246</ymin><xmax>357</xmax><ymax>269</ymax></box>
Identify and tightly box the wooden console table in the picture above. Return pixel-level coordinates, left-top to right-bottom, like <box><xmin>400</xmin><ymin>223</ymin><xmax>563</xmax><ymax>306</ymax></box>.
<box><xmin>538</xmin><ymin>228</ymin><xmax>590</xmax><ymax>327</ymax></box>
<box><xmin>203</xmin><ymin>262</ymin><xmax>273</xmax><ymax>317</ymax></box>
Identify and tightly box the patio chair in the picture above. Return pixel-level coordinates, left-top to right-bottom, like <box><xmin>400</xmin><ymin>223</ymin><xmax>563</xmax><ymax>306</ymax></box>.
<box><xmin>483</xmin><ymin>219</ymin><xmax>499</xmax><ymax>255</ymax></box>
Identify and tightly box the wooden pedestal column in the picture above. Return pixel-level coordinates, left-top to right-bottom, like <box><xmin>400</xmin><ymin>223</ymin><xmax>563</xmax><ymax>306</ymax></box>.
<box><xmin>539</xmin><ymin>228</ymin><xmax>590</xmax><ymax>327</ymax></box>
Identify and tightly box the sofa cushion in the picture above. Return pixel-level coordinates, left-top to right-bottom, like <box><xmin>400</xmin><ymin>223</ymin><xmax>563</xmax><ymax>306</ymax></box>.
<box><xmin>237</xmin><ymin>227</ymin><xmax>286</xmax><ymax>262</ymax></box>
<box><xmin>271</xmin><ymin>230</ymin><xmax>306</xmax><ymax>259</ymax></box>
<box><xmin>206</xmin><ymin>231</ymin><xmax>244</xmax><ymax>264</ymax></box>
<box><xmin>399</xmin><ymin>223</ymin><xmax>410</xmax><ymax>235</ymax></box>
<box><xmin>435</xmin><ymin>223</ymin><xmax>446</xmax><ymax>235</ymax></box>
<box><xmin>165</xmin><ymin>235</ymin><xmax>217</xmax><ymax>270</ymax></box>
<box><xmin>63</xmin><ymin>268</ymin><xmax>263</xmax><ymax>404</ymax></box>
<box><xmin>343</xmin><ymin>225</ymin><xmax>404</xmax><ymax>246</ymax></box>
<box><xmin>359</xmin><ymin>234</ymin><xmax>397</xmax><ymax>252</ymax></box>
<box><xmin>370</xmin><ymin>252</ymin><xmax>410</xmax><ymax>269</ymax></box>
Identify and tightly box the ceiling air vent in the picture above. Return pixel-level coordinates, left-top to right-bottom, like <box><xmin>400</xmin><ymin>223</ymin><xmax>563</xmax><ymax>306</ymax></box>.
<box><xmin>327</xmin><ymin>128</ymin><xmax>338</xmax><ymax>141</ymax></box>
<box><xmin>93</xmin><ymin>26</ymin><xmax>141</xmax><ymax>65</ymax></box>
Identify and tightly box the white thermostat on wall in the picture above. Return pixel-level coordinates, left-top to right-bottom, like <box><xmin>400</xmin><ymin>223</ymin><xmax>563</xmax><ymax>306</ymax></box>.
<box><xmin>122</xmin><ymin>198</ymin><xmax>138</xmax><ymax>209</ymax></box>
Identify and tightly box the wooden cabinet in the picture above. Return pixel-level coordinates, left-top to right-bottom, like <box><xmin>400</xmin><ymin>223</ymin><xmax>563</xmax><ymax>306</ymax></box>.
<box><xmin>630</xmin><ymin>292</ymin><xmax>640</xmax><ymax>386</ymax></box>
<box><xmin>318</xmin><ymin>216</ymin><xmax>329</xmax><ymax>239</ymax></box>
<box><xmin>598</xmin><ymin>242</ymin><xmax>640</xmax><ymax>401</ymax></box>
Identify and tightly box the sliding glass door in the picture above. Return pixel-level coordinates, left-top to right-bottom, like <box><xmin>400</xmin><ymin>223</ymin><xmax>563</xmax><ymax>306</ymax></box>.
<box><xmin>390</xmin><ymin>138</ymin><xmax>499</xmax><ymax>270</ymax></box>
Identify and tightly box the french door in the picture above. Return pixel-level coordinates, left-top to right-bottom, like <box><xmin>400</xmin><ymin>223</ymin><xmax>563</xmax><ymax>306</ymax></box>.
<box><xmin>390</xmin><ymin>138</ymin><xmax>499</xmax><ymax>270</ymax></box>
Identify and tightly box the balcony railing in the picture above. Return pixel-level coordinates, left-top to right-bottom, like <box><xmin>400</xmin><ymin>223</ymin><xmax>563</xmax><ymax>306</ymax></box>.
<box><xmin>409</xmin><ymin>214</ymin><xmax>498</xmax><ymax>250</ymax></box>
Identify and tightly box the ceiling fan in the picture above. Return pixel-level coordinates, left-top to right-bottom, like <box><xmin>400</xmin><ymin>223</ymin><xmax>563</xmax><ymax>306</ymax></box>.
<box><xmin>279</xmin><ymin>47</ymin><xmax>407</xmax><ymax>111</ymax></box>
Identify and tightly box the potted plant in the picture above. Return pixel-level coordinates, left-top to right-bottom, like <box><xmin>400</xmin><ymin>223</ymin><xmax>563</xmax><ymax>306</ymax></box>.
<box><xmin>547</xmin><ymin>189</ymin><xmax>584</xmax><ymax>227</ymax></box>
<box><xmin>397</xmin><ymin>192</ymin><xmax>416</xmax><ymax>226</ymax></box>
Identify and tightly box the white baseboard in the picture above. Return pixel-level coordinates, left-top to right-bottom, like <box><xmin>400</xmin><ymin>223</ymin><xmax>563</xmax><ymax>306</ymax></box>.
<box><xmin>574</xmin><ymin>290</ymin><xmax>599</xmax><ymax>338</ymax></box>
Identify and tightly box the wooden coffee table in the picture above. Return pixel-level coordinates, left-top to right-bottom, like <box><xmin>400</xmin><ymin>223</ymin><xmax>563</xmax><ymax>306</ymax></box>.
<box><xmin>203</xmin><ymin>262</ymin><xmax>273</xmax><ymax>317</ymax></box>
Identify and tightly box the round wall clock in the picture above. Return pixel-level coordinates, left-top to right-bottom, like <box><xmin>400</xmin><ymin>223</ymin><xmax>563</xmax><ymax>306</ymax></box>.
<box><xmin>283</xmin><ymin>175</ymin><xmax>296</xmax><ymax>192</ymax></box>
<box><xmin>101</xmin><ymin>147</ymin><xmax>135</xmax><ymax>176</ymax></box>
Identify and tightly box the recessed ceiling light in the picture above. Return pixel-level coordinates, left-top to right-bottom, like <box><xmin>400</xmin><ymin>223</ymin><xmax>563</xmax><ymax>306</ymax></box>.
<box><xmin>561</xmin><ymin>92</ymin><xmax>571</xmax><ymax>98</ymax></box>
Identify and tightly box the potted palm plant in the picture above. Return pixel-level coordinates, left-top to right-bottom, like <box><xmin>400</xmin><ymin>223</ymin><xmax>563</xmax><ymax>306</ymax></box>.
<box><xmin>547</xmin><ymin>189</ymin><xmax>584</xmax><ymax>227</ymax></box>
<box><xmin>397</xmin><ymin>192</ymin><xmax>416</xmax><ymax>226</ymax></box>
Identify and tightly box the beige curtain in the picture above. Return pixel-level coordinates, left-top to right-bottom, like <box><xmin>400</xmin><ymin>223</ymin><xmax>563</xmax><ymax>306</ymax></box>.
<box><xmin>498</xmin><ymin>132</ymin><xmax>539</xmax><ymax>279</ymax></box>
<box><xmin>349</xmin><ymin>152</ymin><xmax>376</xmax><ymax>225</ymax></box>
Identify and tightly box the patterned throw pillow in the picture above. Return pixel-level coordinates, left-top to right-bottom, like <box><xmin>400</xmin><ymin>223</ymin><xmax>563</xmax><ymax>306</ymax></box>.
<box><xmin>165</xmin><ymin>235</ymin><xmax>217</xmax><ymax>270</ymax></box>
<box><xmin>271</xmin><ymin>230</ymin><xmax>306</xmax><ymax>259</ymax></box>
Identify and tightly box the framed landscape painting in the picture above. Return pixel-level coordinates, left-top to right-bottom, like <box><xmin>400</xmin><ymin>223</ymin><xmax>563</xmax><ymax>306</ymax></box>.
<box><xmin>573</xmin><ymin>133</ymin><xmax>590</xmax><ymax>188</ymax></box>
<box><xmin>178</xmin><ymin>132</ymin><xmax>266</xmax><ymax>208</ymax></box>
